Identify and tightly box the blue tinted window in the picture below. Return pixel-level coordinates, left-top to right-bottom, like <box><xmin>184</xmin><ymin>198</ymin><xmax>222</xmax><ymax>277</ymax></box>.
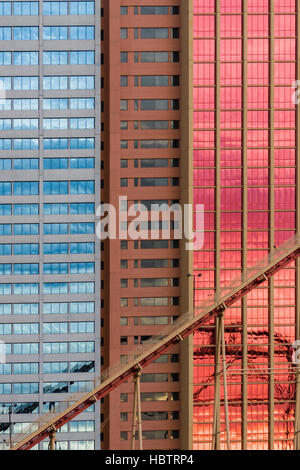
<box><xmin>13</xmin><ymin>244</ymin><xmax>39</xmax><ymax>255</ymax></box>
<box><xmin>13</xmin><ymin>158</ymin><xmax>39</xmax><ymax>170</ymax></box>
<box><xmin>43</xmin><ymin>158</ymin><xmax>68</xmax><ymax>169</ymax></box>
<box><xmin>13</xmin><ymin>181</ymin><xmax>39</xmax><ymax>195</ymax></box>
<box><xmin>43</xmin><ymin>138</ymin><xmax>68</xmax><ymax>149</ymax></box>
<box><xmin>14</xmin><ymin>2</ymin><xmax>39</xmax><ymax>15</ymax></box>
<box><xmin>70</xmin><ymin>223</ymin><xmax>94</xmax><ymax>234</ymax></box>
<box><xmin>43</xmin><ymin>181</ymin><xmax>68</xmax><ymax>195</ymax></box>
<box><xmin>70</xmin><ymin>181</ymin><xmax>94</xmax><ymax>194</ymax></box>
<box><xmin>0</xmin><ymin>27</ymin><xmax>11</xmax><ymax>40</ymax></box>
<box><xmin>70</xmin><ymin>203</ymin><xmax>94</xmax><ymax>214</ymax></box>
<box><xmin>13</xmin><ymin>204</ymin><xmax>38</xmax><ymax>215</ymax></box>
<box><xmin>0</xmin><ymin>3</ymin><xmax>12</xmax><ymax>15</ymax></box>
<box><xmin>13</xmin><ymin>26</ymin><xmax>38</xmax><ymax>40</ymax></box>
<box><xmin>70</xmin><ymin>158</ymin><xmax>94</xmax><ymax>169</ymax></box>
<box><xmin>0</xmin><ymin>224</ymin><xmax>11</xmax><ymax>236</ymax></box>
<box><xmin>43</xmin><ymin>203</ymin><xmax>68</xmax><ymax>215</ymax></box>
<box><xmin>0</xmin><ymin>182</ymin><xmax>11</xmax><ymax>195</ymax></box>
<box><xmin>43</xmin><ymin>26</ymin><xmax>67</xmax><ymax>40</ymax></box>
<box><xmin>43</xmin><ymin>1</ymin><xmax>67</xmax><ymax>15</ymax></box>
<box><xmin>43</xmin><ymin>243</ymin><xmax>68</xmax><ymax>255</ymax></box>
<box><xmin>70</xmin><ymin>243</ymin><xmax>94</xmax><ymax>254</ymax></box>
<box><xmin>0</xmin><ymin>205</ymin><xmax>11</xmax><ymax>216</ymax></box>
<box><xmin>43</xmin><ymin>224</ymin><xmax>68</xmax><ymax>235</ymax></box>
<box><xmin>0</xmin><ymin>245</ymin><xmax>11</xmax><ymax>256</ymax></box>
<box><xmin>13</xmin><ymin>224</ymin><xmax>39</xmax><ymax>235</ymax></box>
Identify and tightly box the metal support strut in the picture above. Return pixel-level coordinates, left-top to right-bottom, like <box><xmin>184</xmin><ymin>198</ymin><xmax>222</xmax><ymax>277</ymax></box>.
<box><xmin>131</xmin><ymin>369</ymin><xmax>143</xmax><ymax>451</ymax></box>
<box><xmin>212</xmin><ymin>312</ymin><xmax>231</xmax><ymax>450</ymax></box>
<box><xmin>48</xmin><ymin>427</ymin><xmax>56</xmax><ymax>451</ymax></box>
<box><xmin>212</xmin><ymin>315</ymin><xmax>222</xmax><ymax>449</ymax></box>
<box><xmin>220</xmin><ymin>314</ymin><xmax>231</xmax><ymax>450</ymax></box>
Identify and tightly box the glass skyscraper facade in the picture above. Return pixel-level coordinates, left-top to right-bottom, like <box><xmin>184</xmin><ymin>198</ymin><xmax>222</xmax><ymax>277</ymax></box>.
<box><xmin>0</xmin><ymin>0</ymin><xmax>101</xmax><ymax>450</ymax></box>
<box><xmin>193</xmin><ymin>0</ymin><xmax>299</xmax><ymax>450</ymax></box>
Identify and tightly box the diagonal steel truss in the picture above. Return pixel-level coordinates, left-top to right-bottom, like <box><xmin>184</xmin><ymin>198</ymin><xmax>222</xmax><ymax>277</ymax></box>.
<box><xmin>10</xmin><ymin>234</ymin><xmax>300</xmax><ymax>450</ymax></box>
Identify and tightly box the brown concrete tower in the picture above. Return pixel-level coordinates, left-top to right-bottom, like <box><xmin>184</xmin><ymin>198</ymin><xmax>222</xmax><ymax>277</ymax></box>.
<box><xmin>101</xmin><ymin>0</ymin><xmax>183</xmax><ymax>450</ymax></box>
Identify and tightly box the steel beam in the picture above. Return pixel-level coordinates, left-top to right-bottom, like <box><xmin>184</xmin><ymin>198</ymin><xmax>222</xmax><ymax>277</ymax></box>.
<box><xmin>214</xmin><ymin>0</ymin><xmax>221</xmax><ymax>449</ymax></box>
<box><xmin>295</xmin><ymin>0</ymin><xmax>300</xmax><ymax>450</ymax></box>
<box><xmin>221</xmin><ymin>314</ymin><xmax>231</xmax><ymax>450</ymax></box>
<box><xmin>212</xmin><ymin>315</ymin><xmax>222</xmax><ymax>450</ymax></box>
<box><xmin>268</xmin><ymin>0</ymin><xmax>275</xmax><ymax>450</ymax></box>
<box><xmin>10</xmin><ymin>237</ymin><xmax>300</xmax><ymax>450</ymax></box>
<box><xmin>242</xmin><ymin>0</ymin><xmax>248</xmax><ymax>450</ymax></box>
<box><xmin>131</xmin><ymin>371</ymin><xmax>143</xmax><ymax>451</ymax></box>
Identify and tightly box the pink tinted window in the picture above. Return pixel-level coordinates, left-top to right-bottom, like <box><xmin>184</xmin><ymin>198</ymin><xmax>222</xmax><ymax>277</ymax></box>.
<box><xmin>193</xmin><ymin>63</ymin><xmax>215</xmax><ymax>86</ymax></box>
<box><xmin>247</xmin><ymin>111</ymin><xmax>269</xmax><ymax>128</ymax></box>
<box><xmin>193</xmin><ymin>130</ymin><xmax>215</xmax><ymax>148</ymax></box>
<box><xmin>220</xmin><ymin>87</ymin><xmax>242</xmax><ymax>109</ymax></box>
<box><xmin>275</xmin><ymin>187</ymin><xmax>295</xmax><ymax>210</ymax></box>
<box><xmin>193</xmin><ymin>39</ymin><xmax>215</xmax><ymax>61</ymax></box>
<box><xmin>274</xmin><ymin>38</ymin><xmax>296</xmax><ymax>60</ymax></box>
<box><xmin>274</xmin><ymin>0</ymin><xmax>295</xmax><ymax>13</ymax></box>
<box><xmin>275</xmin><ymin>168</ymin><xmax>295</xmax><ymax>186</ymax></box>
<box><xmin>248</xmin><ymin>15</ymin><xmax>269</xmax><ymax>37</ymax></box>
<box><xmin>274</xmin><ymin>62</ymin><xmax>295</xmax><ymax>85</ymax></box>
<box><xmin>247</xmin><ymin>87</ymin><xmax>269</xmax><ymax>109</ymax></box>
<box><xmin>193</xmin><ymin>188</ymin><xmax>215</xmax><ymax>210</ymax></box>
<box><xmin>220</xmin><ymin>111</ymin><xmax>242</xmax><ymax>129</ymax></box>
<box><xmin>220</xmin><ymin>0</ymin><xmax>242</xmax><ymax>14</ymax></box>
<box><xmin>248</xmin><ymin>231</ymin><xmax>269</xmax><ymax>249</ymax></box>
<box><xmin>274</xmin><ymin>129</ymin><xmax>295</xmax><ymax>147</ymax></box>
<box><xmin>248</xmin><ymin>39</ymin><xmax>269</xmax><ymax>61</ymax></box>
<box><xmin>274</xmin><ymin>110</ymin><xmax>295</xmax><ymax>128</ymax></box>
<box><xmin>248</xmin><ymin>168</ymin><xmax>269</xmax><ymax>187</ymax></box>
<box><xmin>248</xmin><ymin>187</ymin><xmax>269</xmax><ymax>211</ymax></box>
<box><xmin>194</xmin><ymin>15</ymin><xmax>215</xmax><ymax>37</ymax></box>
<box><xmin>220</xmin><ymin>39</ymin><xmax>242</xmax><ymax>61</ymax></box>
<box><xmin>193</xmin><ymin>168</ymin><xmax>215</xmax><ymax>186</ymax></box>
<box><xmin>220</xmin><ymin>168</ymin><xmax>242</xmax><ymax>186</ymax></box>
<box><xmin>247</xmin><ymin>62</ymin><xmax>269</xmax><ymax>85</ymax></box>
<box><xmin>221</xmin><ymin>130</ymin><xmax>242</xmax><ymax>148</ymax></box>
<box><xmin>194</xmin><ymin>111</ymin><xmax>215</xmax><ymax>129</ymax></box>
<box><xmin>248</xmin><ymin>211</ymin><xmax>269</xmax><ymax>230</ymax></box>
<box><xmin>247</xmin><ymin>130</ymin><xmax>269</xmax><ymax>148</ymax></box>
<box><xmin>274</xmin><ymin>87</ymin><xmax>296</xmax><ymax>109</ymax></box>
<box><xmin>275</xmin><ymin>211</ymin><xmax>295</xmax><ymax>230</ymax></box>
<box><xmin>220</xmin><ymin>188</ymin><xmax>242</xmax><ymax>210</ymax></box>
<box><xmin>193</xmin><ymin>87</ymin><xmax>215</xmax><ymax>109</ymax></box>
<box><xmin>247</xmin><ymin>149</ymin><xmax>269</xmax><ymax>166</ymax></box>
<box><xmin>220</xmin><ymin>150</ymin><xmax>241</xmax><ymax>167</ymax></box>
<box><xmin>220</xmin><ymin>63</ymin><xmax>242</xmax><ymax>85</ymax></box>
<box><xmin>275</xmin><ymin>231</ymin><xmax>296</xmax><ymax>247</ymax></box>
<box><xmin>193</xmin><ymin>150</ymin><xmax>215</xmax><ymax>167</ymax></box>
<box><xmin>248</xmin><ymin>0</ymin><xmax>269</xmax><ymax>13</ymax></box>
<box><xmin>193</xmin><ymin>0</ymin><xmax>215</xmax><ymax>14</ymax></box>
<box><xmin>220</xmin><ymin>231</ymin><xmax>241</xmax><ymax>250</ymax></box>
<box><xmin>275</xmin><ymin>149</ymin><xmax>295</xmax><ymax>166</ymax></box>
<box><xmin>220</xmin><ymin>212</ymin><xmax>242</xmax><ymax>230</ymax></box>
<box><xmin>220</xmin><ymin>14</ymin><xmax>242</xmax><ymax>37</ymax></box>
<box><xmin>274</xmin><ymin>14</ymin><xmax>296</xmax><ymax>36</ymax></box>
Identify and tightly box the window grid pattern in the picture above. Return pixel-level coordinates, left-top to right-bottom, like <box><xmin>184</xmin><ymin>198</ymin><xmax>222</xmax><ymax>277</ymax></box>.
<box><xmin>0</xmin><ymin>0</ymin><xmax>101</xmax><ymax>451</ymax></box>
<box><xmin>193</xmin><ymin>0</ymin><xmax>298</xmax><ymax>451</ymax></box>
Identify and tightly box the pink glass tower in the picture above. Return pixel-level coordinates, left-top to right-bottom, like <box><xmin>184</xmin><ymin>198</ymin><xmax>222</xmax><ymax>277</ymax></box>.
<box><xmin>193</xmin><ymin>0</ymin><xmax>300</xmax><ymax>450</ymax></box>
